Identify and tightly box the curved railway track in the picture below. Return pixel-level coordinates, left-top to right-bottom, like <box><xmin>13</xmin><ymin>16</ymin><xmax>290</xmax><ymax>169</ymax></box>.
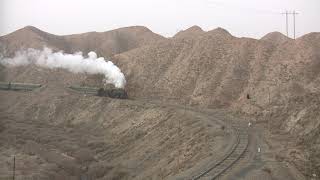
<box><xmin>136</xmin><ymin>98</ymin><xmax>250</xmax><ymax>180</ymax></box>
<box><xmin>192</xmin><ymin>123</ymin><xmax>249</xmax><ymax>180</ymax></box>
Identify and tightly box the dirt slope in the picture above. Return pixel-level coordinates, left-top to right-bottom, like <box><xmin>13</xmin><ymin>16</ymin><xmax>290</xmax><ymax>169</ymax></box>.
<box><xmin>0</xmin><ymin>26</ymin><xmax>165</xmax><ymax>57</ymax></box>
<box><xmin>261</xmin><ymin>31</ymin><xmax>291</xmax><ymax>45</ymax></box>
<box><xmin>0</xmin><ymin>79</ymin><xmax>232</xmax><ymax>179</ymax></box>
<box><xmin>112</xmin><ymin>28</ymin><xmax>320</xmax><ymax>177</ymax></box>
<box><xmin>1</xmin><ymin>26</ymin><xmax>320</xmax><ymax>178</ymax></box>
<box><xmin>173</xmin><ymin>25</ymin><xmax>205</xmax><ymax>39</ymax></box>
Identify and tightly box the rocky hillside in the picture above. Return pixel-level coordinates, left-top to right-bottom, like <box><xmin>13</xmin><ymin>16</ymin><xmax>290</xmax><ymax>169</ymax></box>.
<box><xmin>0</xmin><ymin>85</ymin><xmax>232</xmax><ymax>179</ymax></box>
<box><xmin>112</xmin><ymin>28</ymin><xmax>320</xmax><ymax>177</ymax></box>
<box><xmin>1</xmin><ymin>26</ymin><xmax>320</xmax><ymax>177</ymax></box>
<box><xmin>0</xmin><ymin>26</ymin><xmax>165</xmax><ymax>57</ymax></box>
<box><xmin>114</xmin><ymin>28</ymin><xmax>320</xmax><ymax>107</ymax></box>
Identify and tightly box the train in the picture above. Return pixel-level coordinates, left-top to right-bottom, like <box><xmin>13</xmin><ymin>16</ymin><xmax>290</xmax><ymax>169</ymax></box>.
<box><xmin>0</xmin><ymin>82</ymin><xmax>128</xmax><ymax>99</ymax></box>
<box><xmin>97</xmin><ymin>87</ymin><xmax>128</xmax><ymax>99</ymax></box>
<box><xmin>69</xmin><ymin>84</ymin><xmax>128</xmax><ymax>99</ymax></box>
<box><xmin>0</xmin><ymin>82</ymin><xmax>42</xmax><ymax>91</ymax></box>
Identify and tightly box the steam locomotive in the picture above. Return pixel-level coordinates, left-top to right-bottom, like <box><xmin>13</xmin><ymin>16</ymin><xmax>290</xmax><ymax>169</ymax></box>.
<box><xmin>97</xmin><ymin>87</ymin><xmax>128</xmax><ymax>99</ymax></box>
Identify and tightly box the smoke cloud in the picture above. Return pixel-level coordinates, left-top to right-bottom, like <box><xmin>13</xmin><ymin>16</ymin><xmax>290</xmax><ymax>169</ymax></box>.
<box><xmin>0</xmin><ymin>48</ymin><xmax>126</xmax><ymax>88</ymax></box>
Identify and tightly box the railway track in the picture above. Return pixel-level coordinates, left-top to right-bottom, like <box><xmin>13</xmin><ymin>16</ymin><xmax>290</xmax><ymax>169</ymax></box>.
<box><xmin>192</xmin><ymin>123</ymin><xmax>249</xmax><ymax>180</ymax></box>
<box><xmin>136</xmin><ymin>99</ymin><xmax>250</xmax><ymax>180</ymax></box>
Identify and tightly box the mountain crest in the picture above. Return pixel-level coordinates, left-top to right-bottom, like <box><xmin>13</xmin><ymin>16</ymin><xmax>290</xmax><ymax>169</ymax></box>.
<box><xmin>208</xmin><ymin>27</ymin><xmax>232</xmax><ymax>37</ymax></box>
<box><xmin>174</xmin><ymin>25</ymin><xmax>205</xmax><ymax>39</ymax></box>
<box><xmin>261</xmin><ymin>31</ymin><xmax>290</xmax><ymax>44</ymax></box>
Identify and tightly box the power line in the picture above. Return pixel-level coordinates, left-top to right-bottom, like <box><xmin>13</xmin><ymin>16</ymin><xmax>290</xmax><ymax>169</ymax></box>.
<box><xmin>205</xmin><ymin>0</ymin><xmax>281</xmax><ymax>15</ymax></box>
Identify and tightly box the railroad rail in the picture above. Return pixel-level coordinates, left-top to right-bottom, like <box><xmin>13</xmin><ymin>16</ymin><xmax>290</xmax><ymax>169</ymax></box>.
<box><xmin>137</xmin><ymin>99</ymin><xmax>250</xmax><ymax>180</ymax></box>
<box><xmin>192</xmin><ymin>123</ymin><xmax>249</xmax><ymax>180</ymax></box>
<box><xmin>136</xmin><ymin>98</ymin><xmax>250</xmax><ymax>180</ymax></box>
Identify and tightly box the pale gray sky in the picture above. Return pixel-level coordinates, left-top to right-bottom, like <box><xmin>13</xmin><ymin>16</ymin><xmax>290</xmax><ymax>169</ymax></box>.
<box><xmin>1</xmin><ymin>0</ymin><xmax>319</xmax><ymax>38</ymax></box>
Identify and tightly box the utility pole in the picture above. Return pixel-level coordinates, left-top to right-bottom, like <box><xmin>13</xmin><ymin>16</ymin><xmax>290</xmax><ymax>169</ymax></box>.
<box><xmin>282</xmin><ymin>11</ymin><xmax>289</xmax><ymax>37</ymax></box>
<box><xmin>13</xmin><ymin>156</ymin><xmax>15</xmax><ymax>180</ymax></box>
<box><xmin>285</xmin><ymin>11</ymin><xmax>289</xmax><ymax>37</ymax></box>
<box><xmin>293</xmin><ymin>10</ymin><xmax>299</xmax><ymax>39</ymax></box>
<box><xmin>281</xmin><ymin>10</ymin><xmax>299</xmax><ymax>39</ymax></box>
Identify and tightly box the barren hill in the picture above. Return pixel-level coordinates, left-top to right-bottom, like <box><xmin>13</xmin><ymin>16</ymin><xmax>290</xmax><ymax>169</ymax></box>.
<box><xmin>1</xmin><ymin>26</ymin><xmax>320</xmax><ymax>178</ymax></box>
<box><xmin>0</xmin><ymin>26</ymin><xmax>165</xmax><ymax>57</ymax></box>
<box><xmin>113</xmin><ymin>28</ymin><xmax>320</xmax><ymax>177</ymax></box>
<box><xmin>0</xmin><ymin>85</ymin><xmax>234</xmax><ymax>179</ymax></box>
<box><xmin>114</xmin><ymin>28</ymin><xmax>320</xmax><ymax>107</ymax></box>
<box><xmin>261</xmin><ymin>31</ymin><xmax>291</xmax><ymax>45</ymax></box>
<box><xmin>173</xmin><ymin>25</ymin><xmax>205</xmax><ymax>39</ymax></box>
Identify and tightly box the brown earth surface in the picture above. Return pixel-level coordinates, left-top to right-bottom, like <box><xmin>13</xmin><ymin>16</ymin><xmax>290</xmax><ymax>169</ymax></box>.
<box><xmin>0</xmin><ymin>26</ymin><xmax>165</xmax><ymax>58</ymax></box>
<box><xmin>0</xmin><ymin>80</ymin><xmax>234</xmax><ymax>179</ymax></box>
<box><xmin>1</xmin><ymin>26</ymin><xmax>320</xmax><ymax>179</ymax></box>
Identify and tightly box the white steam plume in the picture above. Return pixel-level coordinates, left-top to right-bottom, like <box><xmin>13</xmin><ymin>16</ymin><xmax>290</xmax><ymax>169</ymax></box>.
<box><xmin>0</xmin><ymin>48</ymin><xmax>126</xmax><ymax>88</ymax></box>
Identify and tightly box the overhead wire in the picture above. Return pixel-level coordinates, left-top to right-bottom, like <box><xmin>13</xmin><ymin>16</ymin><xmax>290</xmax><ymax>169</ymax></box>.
<box><xmin>204</xmin><ymin>0</ymin><xmax>283</xmax><ymax>15</ymax></box>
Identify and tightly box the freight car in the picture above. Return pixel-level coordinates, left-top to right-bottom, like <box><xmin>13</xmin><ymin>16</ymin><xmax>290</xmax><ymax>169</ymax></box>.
<box><xmin>0</xmin><ymin>82</ymin><xmax>42</xmax><ymax>91</ymax></box>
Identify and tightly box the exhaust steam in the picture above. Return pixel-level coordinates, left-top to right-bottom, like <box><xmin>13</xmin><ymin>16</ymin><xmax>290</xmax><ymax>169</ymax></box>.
<box><xmin>0</xmin><ymin>48</ymin><xmax>126</xmax><ymax>88</ymax></box>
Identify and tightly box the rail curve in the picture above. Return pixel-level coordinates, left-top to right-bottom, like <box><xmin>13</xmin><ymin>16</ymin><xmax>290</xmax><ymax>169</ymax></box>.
<box><xmin>192</xmin><ymin>123</ymin><xmax>249</xmax><ymax>180</ymax></box>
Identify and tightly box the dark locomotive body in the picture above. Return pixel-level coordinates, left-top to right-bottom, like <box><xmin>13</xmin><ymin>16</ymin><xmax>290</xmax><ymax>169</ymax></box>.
<box><xmin>97</xmin><ymin>87</ymin><xmax>128</xmax><ymax>99</ymax></box>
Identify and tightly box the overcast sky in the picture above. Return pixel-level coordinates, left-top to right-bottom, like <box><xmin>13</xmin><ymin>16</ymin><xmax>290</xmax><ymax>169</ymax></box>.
<box><xmin>1</xmin><ymin>0</ymin><xmax>319</xmax><ymax>38</ymax></box>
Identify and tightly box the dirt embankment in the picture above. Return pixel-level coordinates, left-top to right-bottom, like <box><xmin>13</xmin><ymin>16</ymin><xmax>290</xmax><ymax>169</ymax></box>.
<box><xmin>0</xmin><ymin>78</ymin><xmax>232</xmax><ymax>179</ymax></box>
<box><xmin>1</xmin><ymin>25</ymin><xmax>320</xmax><ymax>178</ymax></box>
